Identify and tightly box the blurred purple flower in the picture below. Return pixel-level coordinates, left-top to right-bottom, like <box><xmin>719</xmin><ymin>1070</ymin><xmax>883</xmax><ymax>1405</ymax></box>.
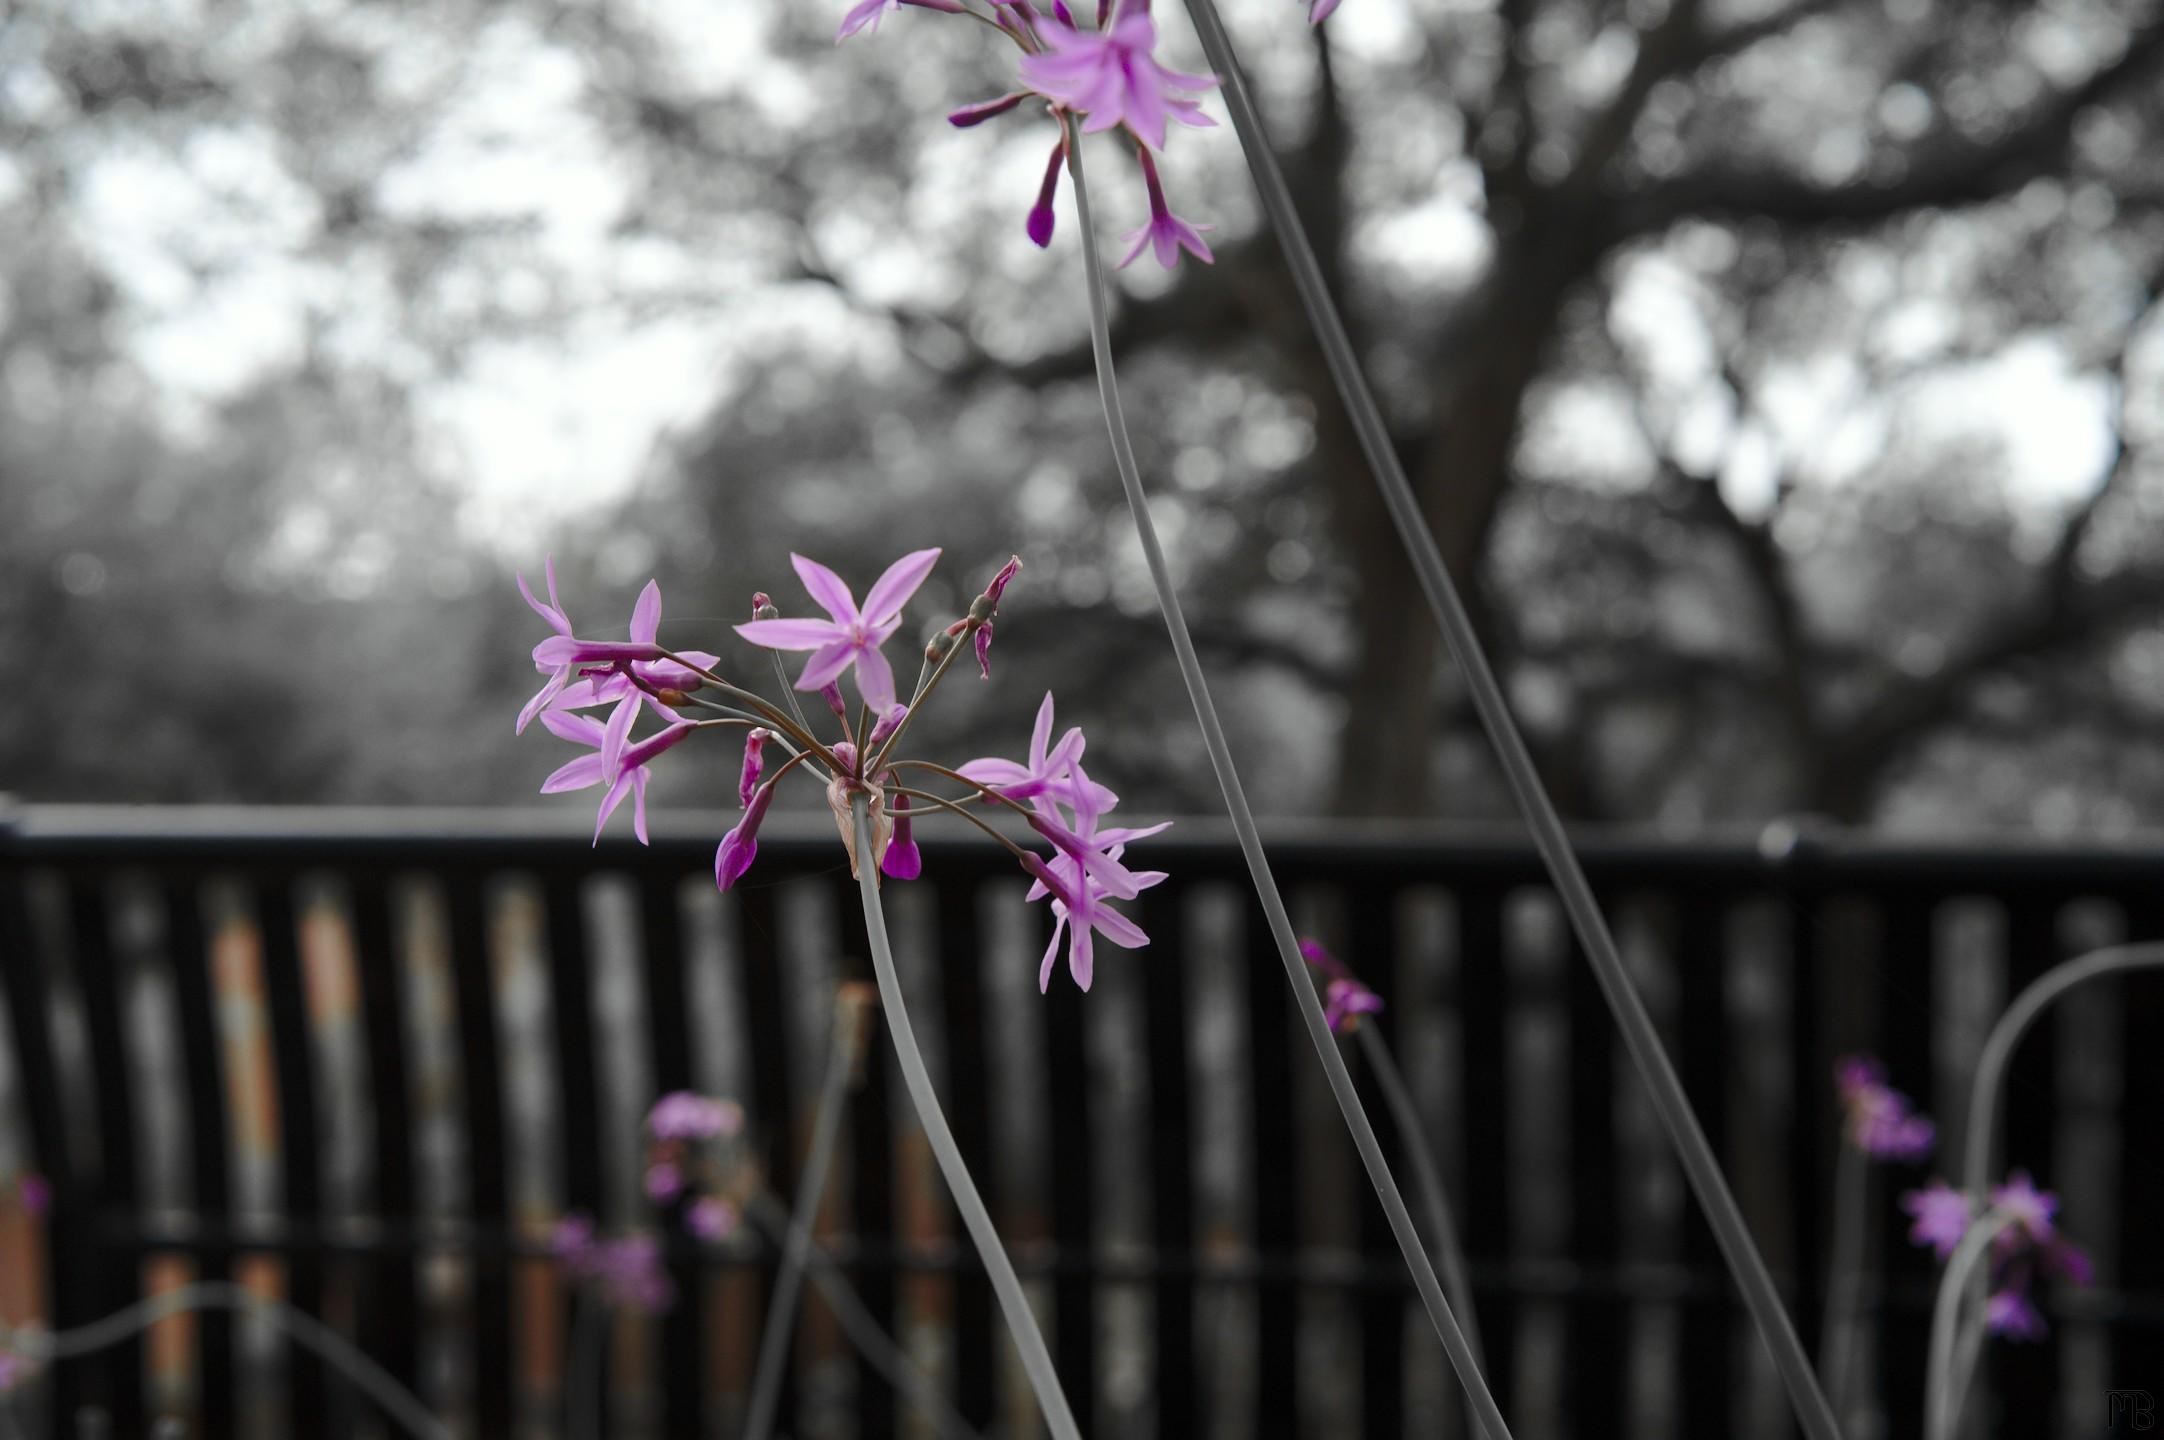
<box><xmin>645</xmin><ymin>1160</ymin><xmax>684</xmax><ymax>1204</ymax></box>
<box><xmin>1017</xmin><ymin>12</ymin><xmax>1216</xmax><ymax>151</ymax></box>
<box><xmin>1835</xmin><ymin>1053</ymin><xmax>1935</xmax><ymax>1161</ymax></box>
<box><xmin>735</xmin><ymin>550</ymin><xmax>942</xmax><ymax>713</ymax></box>
<box><xmin>687</xmin><ymin>1197</ymin><xmax>738</xmax><ymax>1241</ymax></box>
<box><xmin>1985</xmin><ymin>1284</ymin><xmax>2047</xmax><ymax>1340</ymax></box>
<box><xmin>1299</xmin><ymin>940</ymin><xmax>1384</xmax><ymax>1034</ymax></box>
<box><xmin>648</xmin><ymin>1092</ymin><xmax>744</xmax><ymax>1142</ymax></box>
<box><xmin>1900</xmin><ymin>1180</ymin><xmax>1972</xmax><ymax>1261</ymax></box>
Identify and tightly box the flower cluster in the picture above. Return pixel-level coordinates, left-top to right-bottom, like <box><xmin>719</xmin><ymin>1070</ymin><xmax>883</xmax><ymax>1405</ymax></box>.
<box><xmin>1833</xmin><ymin>1055</ymin><xmax>1935</xmax><ymax>1161</ymax></box>
<box><xmin>516</xmin><ymin>549</ymin><xmax>1166</xmax><ymax>994</ymax></box>
<box><xmin>552</xmin><ymin>1215</ymin><xmax>674</xmax><ymax>1313</ymax></box>
<box><xmin>1901</xmin><ymin>1170</ymin><xmax>2093</xmax><ymax>1340</ymax></box>
<box><xmin>643</xmin><ymin>1091</ymin><xmax>753</xmax><ymax>1243</ymax></box>
<box><xmin>1299</xmin><ymin>939</ymin><xmax>1384</xmax><ymax>1035</ymax></box>
<box><xmin>844</xmin><ymin>0</ymin><xmax>1224</xmax><ymax>269</ymax></box>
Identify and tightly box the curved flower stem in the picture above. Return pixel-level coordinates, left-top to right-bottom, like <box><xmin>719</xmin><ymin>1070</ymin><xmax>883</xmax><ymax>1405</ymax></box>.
<box><xmin>768</xmin><ymin>651</ymin><xmax>816</xmax><ymax>736</ymax></box>
<box><xmin>1816</xmin><ymin>1140</ymin><xmax>1867</xmax><ymax>1421</ymax></box>
<box><xmin>745</xmin><ymin>991</ymin><xmax>873</xmax><ymax>1440</ymax></box>
<box><xmin>1924</xmin><ymin>1210</ymin><xmax>2014</xmax><ymax>1440</ymax></box>
<box><xmin>2</xmin><ymin>1282</ymin><xmax>450</xmax><ymax>1440</ymax></box>
<box><xmin>1169</xmin><ymin>7</ymin><xmax>1836</xmax><ymax>1434</ymax></box>
<box><xmin>1354</xmin><ymin>1025</ymin><xmax>1487</xmax><ymax>1427</ymax></box>
<box><xmin>1060</xmin><ymin>117</ymin><xmax>1513</xmax><ymax>1440</ymax></box>
<box><xmin>1939</xmin><ymin>941</ymin><xmax>2164</xmax><ymax>1434</ymax></box>
<box><xmin>852</xmin><ymin>796</ymin><xmax>1082</xmax><ymax>1440</ymax></box>
<box><xmin>744</xmin><ymin>1195</ymin><xmax>987</xmax><ymax>1440</ymax></box>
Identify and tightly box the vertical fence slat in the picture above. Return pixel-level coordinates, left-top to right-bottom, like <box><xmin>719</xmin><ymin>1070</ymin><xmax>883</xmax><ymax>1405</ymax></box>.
<box><xmin>257</xmin><ymin>874</ymin><xmax>328</xmax><ymax>1431</ymax></box>
<box><xmin>1994</xmin><ymin>897</ymin><xmax>2060</xmax><ymax>1434</ymax></box>
<box><xmin>636</xmin><ymin>869</ymin><xmax>705</xmax><ymax>1438</ymax></box>
<box><xmin>163</xmin><ymin>875</ymin><xmax>237</xmax><ymax>1434</ymax></box>
<box><xmin>66</xmin><ymin>875</ymin><xmax>147</xmax><ymax>1437</ymax></box>
<box><xmin>351</xmin><ymin>873</ymin><xmax>422</xmax><ymax>1408</ymax></box>
<box><xmin>1874</xmin><ymin>896</ymin><xmax>1935</xmax><ymax>1435</ymax></box>
<box><xmin>542</xmin><ymin>868</ymin><xmax>609</xmax><ymax>1435</ymax></box>
<box><xmin>1247</xmin><ymin>900</ymin><xmax>1298</xmax><ymax>1440</ymax></box>
<box><xmin>1457</xmin><ymin>887</ymin><xmax>1515</xmax><ymax>1404</ymax></box>
<box><xmin>1140</xmin><ymin>881</ymin><xmax>1197</xmax><ymax>1438</ymax></box>
<box><xmin>1043</xmin><ymin>936</ymin><xmax>1097</xmax><ymax>1436</ymax></box>
<box><xmin>1350</xmin><ymin>883</ymin><xmax>1405</xmax><ymax>1440</ymax></box>
<box><xmin>445</xmin><ymin>871</ymin><xmax>513</xmax><ymax>1440</ymax></box>
<box><xmin>1675</xmin><ymin>895</ymin><xmax>1732</xmax><ymax>1440</ymax></box>
<box><xmin>1563</xmin><ymin>895</ymin><xmax>1621</xmax><ymax>1439</ymax></box>
<box><xmin>1784</xmin><ymin>883</ymin><xmax>1828</xmax><ymax>1410</ymax></box>
<box><xmin>736</xmin><ymin>880</ymin><xmax>799</xmax><ymax>1433</ymax></box>
<box><xmin>2114</xmin><ymin>897</ymin><xmax>2164</xmax><ymax>1399</ymax></box>
<box><xmin>935</xmin><ymin>874</ymin><xmax>998</xmax><ymax>1429</ymax></box>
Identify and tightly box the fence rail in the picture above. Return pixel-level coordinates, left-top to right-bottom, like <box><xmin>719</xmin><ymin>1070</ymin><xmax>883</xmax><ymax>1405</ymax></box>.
<box><xmin>2</xmin><ymin>805</ymin><xmax>2160</xmax><ymax>1439</ymax></box>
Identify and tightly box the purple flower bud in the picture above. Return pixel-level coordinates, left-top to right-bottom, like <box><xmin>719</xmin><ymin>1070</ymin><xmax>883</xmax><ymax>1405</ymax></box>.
<box><xmin>1051</xmin><ymin>0</ymin><xmax>1076</xmax><ymax>24</ymax></box>
<box><xmin>831</xmin><ymin>740</ymin><xmax>859</xmax><ymax>776</ymax></box>
<box><xmin>882</xmin><ymin>792</ymin><xmax>922</xmax><ymax>880</ymax></box>
<box><xmin>739</xmin><ymin>729</ymin><xmax>770</xmax><ymax>808</ymax></box>
<box><xmin>751</xmin><ymin>591</ymin><xmax>778</xmax><ymax>621</ymax></box>
<box><xmin>866</xmin><ymin>704</ymin><xmax>909</xmax><ymax>753</ymax></box>
<box><xmin>688</xmin><ymin>1197</ymin><xmax>737</xmax><ymax>1241</ymax></box>
<box><xmin>821</xmin><ymin>683</ymin><xmax>850</xmax><ymax>721</ymax></box>
<box><xmin>949</xmin><ymin>91</ymin><xmax>1028</xmax><ymax>127</ymax></box>
<box><xmin>618</xmin><ymin>720</ymin><xmax>697</xmax><ymax>778</ymax></box>
<box><xmin>716</xmin><ymin>781</ymin><xmax>777</xmax><ymax>892</ymax></box>
<box><xmin>983</xmin><ymin>555</ymin><xmax>1021</xmax><ymax>608</ymax></box>
<box><xmin>1026</xmin><ymin>141</ymin><xmax>1065</xmax><ymax>248</ymax></box>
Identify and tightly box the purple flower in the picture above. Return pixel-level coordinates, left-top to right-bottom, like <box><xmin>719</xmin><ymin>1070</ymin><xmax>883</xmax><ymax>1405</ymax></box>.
<box><xmin>1118</xmin><ymin>148</ymin><xmax>1213</xmax><ymax>271</ymax></box>
<box><xmin>1018</xmin><ymin>757</ymin><xmax>1169</xmax><ymax>990</ymax></box>
<box><xmin>735</xmin><ymin>550</ymin><xmax>942</xmax><ymax>713</ymax></box>
<box><xmin>595</xmin><ymin>1235</ymin><xmax>674</xmax><ymax>1312</ymax></box>
<box><xmin>1835</xmin><ymin>1053</ymin><xmax>1935</xmax><ymax>1162</ymax></box>
<box><xmin>1990</xmin><ymin>1170</ymin><xmax>2058</xmax><ymax>1245</ymax></box>
<box><xmin>525</xmin><ymin>578</ymin><xmax>718</xmax><ymax>741</ymax></box>
<box><xmin>687</xmin><ymin>1196</ymin><xmax>738</xmax><ymax>1241</ymax></box>
<box><xmin>958</xmin><ymin>692</ymin><xmax>1114</xmax><ymax>813</ymax></box>
<box><xmin>648</xmin><ymin>1092</ymin><xmax>745</xmax><ymax>1141</ymax></box>
<box><xmin>553</xmin><ymin>1213</ymin><xmax>598</xmax><ymax>1267</ymax></box>
<box><xmin>715</xmin><ymin>778</ymin><xmax>778</xmax><ymax>892</ymax></box>
<box><xmin>539</xmin><ymin>709</ymin><xmax>692</xmax><ymax>845</ymax></box>
<box><xmin>1300</xmin><ymin>940</ymin><xmax>1384</xmax><ymax>1034</ymax></box>
<box><xmin>1985</xmin><ymin>1284</ymin><xmax>2047</xmax><ymax>1340</ymax></box>
<box><xmin>1306</xmin><ymin>0</ymin><xmax>1342</xmax><ymax>23</ymax></box>
<box><xmin>1017</xmin><ymin>13</ymin><xmax>1216</xmax><ymax>151</ymax></box>
<box><xmin>645</xmin><ymin>1160</ymin><xmax>684</xmax><ymax>1203</ymax></box>
<box><xmin>1901</xmin><ymin>1180</ymin><xmax>1973</xmax><ymax>1261</ymax></box>
<box><xmin>838</xmin><ymin>0</ymin><xmax>964</xmax><ymax>38</ymax></box>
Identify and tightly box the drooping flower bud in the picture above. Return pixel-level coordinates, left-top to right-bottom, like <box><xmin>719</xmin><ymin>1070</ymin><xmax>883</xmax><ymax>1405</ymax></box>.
<box><xmin>618</xmin><ymin>720</ymin><xmax>697</xmax><ymax>779</ymax></box>
<box><xmin>949</xmin><ymin>91</ymin><xmax>1028</xmax><ymax>127</ymax></box>
<box><xmin>1026</xmin><ymin>141</ymin><xmax>1065</xmax><ymax>248</ymax></box>
<box><xmin>882</xmin><ymin>791</ymin><xmax>922</xmax><ymax>880</ymax></box>
<box><xmin>820</xmin><ymin>683</ymin><xmax>850</xmax><ymax>722</ymax></box>
<box><xmin>865</xmin><ymin>703</ymin><xmax>909</xmax><ymax>754</ymax></box>
<box><xmin>715</xmin><ymin>780</ymin><xmax>777</xmax><ymax>892</ymax></box>
<box><xmin>739</xmin><ymin>728</ymin><xmax>770</xmax><ymax>808</ymax></box>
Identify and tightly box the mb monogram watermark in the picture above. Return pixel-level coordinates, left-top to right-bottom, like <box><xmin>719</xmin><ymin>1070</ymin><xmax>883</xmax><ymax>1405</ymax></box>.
<box><xmin>2109</xmin><ymin>1390</ymin><xmax>2157</xmax><ymax>1432</ymax></box>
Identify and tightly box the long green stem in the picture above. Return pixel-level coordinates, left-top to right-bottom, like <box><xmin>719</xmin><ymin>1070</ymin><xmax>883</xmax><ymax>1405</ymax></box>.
<box><xmin>1354</xmin><ymin>1025</ymin><xmax>1487</xmax><ymax>1432</ymax></box>
<box><xmin>1170</xmin><ymin>7</ymin><xmax>1835</xmax><ymax>1433</ymax></box>
<box><xmin>1925</xmin><ymin>1210</ymin><xmax>2014</xmax><ymax>1440</ymax></box>
<box><xmin>744</xmin><ymin>1195</ymin><xmax>987</xmax><ymax>1440</ymax></box>
<box><xmin>1817</xmin><ymin>1141</ymin><xmax>1867</xmax><ymax>1421</ymax></box>
<box><xmin>1061</xmin><ymin>118</ymin><xmax>1512</xmax><ymax>1440</ymax></box>
<box><xmin>1</xmin><ymin>1283</ymin><xmax>449</xmax><ymax>1440</ymax></box>
<box><xmin>852</xmin><ymin>797</ymin><xmax>1081</xmax><ymax>1440</ymax></box>
<box><xmin>745</xmin><ymin>993</ymin><xmax>870</xmax><ymax>1440</ymax></box>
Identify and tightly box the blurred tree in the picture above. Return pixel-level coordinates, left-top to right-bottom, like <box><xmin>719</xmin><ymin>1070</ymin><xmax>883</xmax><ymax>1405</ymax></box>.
<box><xmin>3</xmin><ymin>0</ymin><xmax>2162</xmax><ymax>829</ymax></box>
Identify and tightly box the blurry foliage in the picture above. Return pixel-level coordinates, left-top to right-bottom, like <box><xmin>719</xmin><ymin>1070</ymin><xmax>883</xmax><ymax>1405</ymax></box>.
<box><xmin>3</xmin><ymin>0</ymin><xmax>2164</xmax><ymax>831</ymax></box>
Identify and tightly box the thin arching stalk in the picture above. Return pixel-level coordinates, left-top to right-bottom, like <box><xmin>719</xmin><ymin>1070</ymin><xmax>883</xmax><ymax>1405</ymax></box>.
<box><xmin>1167</xmin><ymin>6</ymin><xmax>1837</xmax><ymax>1434</ymax></box>
<box><xmin>745</xmin><ymin>1195</ymin><xmax>987</xmax><ymax>1440</ymax></box>
<box><xmin>1817</xmin><ymin>1140</ymin><xmax>1868</xmax><ymax>1419</ymax></box>
<box><xmin>1060</xmin><ymin>117</ymin><xmax>1513</xmax><ymax>1440</ymax></box>
<box><xmin>852</xmin><ymin>797</ymin><xmax>1081</xmax><ymax>1440</ymax></box>
<box><xmin>1924</xmin><ymin>1210</ymin><xmax>2014</xmax><ymax>1440</ymax></box>
<box><xmin>1354</xmin><ymin>1024</ymin><xmax>1486</xmax><ymax>1429</ymax></box>
<box><xmin>2</xmin><ymin>1283</ymin><xmax>450</xmax><ymax>1440</ymax></box>
<box><xmin>745</xmin><ymin>991</ymin><xmax>871</xmax><ymax>1440</ymax></box>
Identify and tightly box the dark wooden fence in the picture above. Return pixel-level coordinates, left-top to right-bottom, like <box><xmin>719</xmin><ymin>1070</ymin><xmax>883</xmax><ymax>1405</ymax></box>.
<box><xmin>1</xmin><ymin>806</ymin><xmax>2159</xmax><ymax>1439</ymax></box>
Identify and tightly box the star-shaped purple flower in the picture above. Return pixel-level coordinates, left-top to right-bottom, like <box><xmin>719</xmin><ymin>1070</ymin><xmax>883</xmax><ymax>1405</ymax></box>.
<box><xmin>735</xmin><ymin>549</ymin><xmax>941</xmax><ymax>713</ymax></box>
<box><xmin>1900</xmin><ymin>1180</ymin><xmax>1973</xmax><ymax>1261</ymax></box>
<box><xmin>1017</xmin><ymin>12</ymin><xmax>1217</xmax><ymax>152</ymax></box>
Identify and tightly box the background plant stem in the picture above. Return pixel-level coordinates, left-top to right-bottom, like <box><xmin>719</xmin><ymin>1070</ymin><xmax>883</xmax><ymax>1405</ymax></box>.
<box><xmin>1060</xmin><ymin>117</ymin><xmax>1513</xmax><ymax>1440</ymax></box>
<box><xmin>1817</xmin><ymin>1140</ymin><xmax>1867</xmax><ymax>1421</ymax></box>
<box><xmin>1167</xmin><ymin>6</ymin><xmax>1838</xmax><ymax>1434</ymax></box>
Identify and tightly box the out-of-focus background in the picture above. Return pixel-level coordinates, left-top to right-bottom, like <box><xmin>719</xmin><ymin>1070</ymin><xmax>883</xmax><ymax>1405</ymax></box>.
<box><xmin>5</xmin><ymin>0</ymin><xmax>2161</xmax><ymax>827</ymax></box>
<box><xmin>5</xmin><ymin>4</ymin><xmax>2164</xmax><ymax>1439</ymax></box>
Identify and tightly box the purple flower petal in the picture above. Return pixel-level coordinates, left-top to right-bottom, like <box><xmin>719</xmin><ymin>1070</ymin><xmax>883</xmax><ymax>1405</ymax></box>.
<box><xmin>791</xmin><ymin>553</ymin><xmax>859</xmax><ymax>624</ymax></box>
